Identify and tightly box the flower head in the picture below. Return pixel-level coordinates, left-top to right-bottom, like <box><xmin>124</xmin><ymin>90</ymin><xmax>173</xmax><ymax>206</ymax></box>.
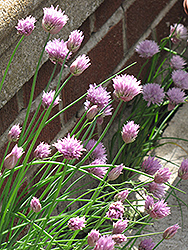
<box><xmin>170</xmin><ymin>55</ymin><xmax>186</xmax><ymax>70</ymax></box>
<box><xmin>146</xmin><ymin>182</ymin><xmax>166</xmax><ymax>199</ymax></box>
<box><xmin>45</xmin><ymin>39</ymin><xmax>71</xmax><ymax>65</ymax></box>
<box><xmin>112</xmin><ymin>220</ymin><xmax>128</xmax><ymax>234</ymax></box>
<box><xmin>42</xmin><ymin>5</ymin><xmax>68</xmax><ymax>34</ymax></box>
<box><xmin>172</xmin><ymin>70</ymin><xmax>188</xmax><ymax>90</ymax></box>
<box><xmin>163</xmin><ymin>224</ymin><xmax>180</xmax><ymax>240</ymax></box>
<box><xmin>86</xmin><ymin>105</ymin><xmax>98</xmax><ymax>120</ymax></box>
<box><xmin>138</xmin><ymin>238</ymin><xmax>155</xmax><ymax>250</ymax></box>
<box><xmin>8</xmin><ymin>124</ymin><xmax>21</xmax><ymax>142</ymax></box>
<box><xmin>178</xmin><ymin>158</ymin><xmax>188</xmax><ymax>180</ymax></box>
<box><xmin>34</xmin><ymin>142</ymin><xmax>51</xmax><ymax>159</ymax></box>
<box><xmin>135</xmin><ymin>40</ymin><xmax>160</xmax><ymax>58</ymax></box>
<box><xmin>170</xmin><ymin>23</ymin><xmax>188</xmax><ymax>44</ymax></box>
<box><xmin>143</xmin><ymin>83</ymin><xmax>165</xmax><ymax>106</ymax></box>
<box><xmin>94</xmin><ymin>235</ymin><xmax>115</xmax><ymax>250</ymax></box>
<box><xmin>112</xmin><ymin>74</ymin><xmax>142</xmax><ymax>102</ymax></box>
<box><xmin>84</xmin><ymin>139</ymin><xmax>107</xmax><ymax>163</ymax></box>
<box><xmin>84</xmin><ymin>84</ymin><xmax>113</xmax><ymax>122</ymax></box>
<box><xmin>87</xmin><ymin>229</ymin><xmax>101</xmax><ymax>246</ymax></box>
<box><xmin>42</xmin><ymin>90</ymin><xmax>60</xmax><ymax>108</ymax></box>
<box><xmin>145</xmin><ymin>196</ymin><xmax>171</xmax><ymax>219</ymax></box>
<box><xmin>142</xmin><ymin>156</ymin><xmax>162</xmax><ymax>175</ymax></box>
<box><xmin>166</xmin><ymin>87</ymin><xmax>185</xmax><ymax>111</ymax></box>
<box><xmin>87</xmin><ymin>165</ymin><xmax>108</xmax><ymax>179</ymax></box>
<box><xmin>67</xmin><ymin>30</ymin><xmax>84</xmax><ymax>52</ymax></box>
<box><xmin>154</xmin><ymin>168</ymin><xmax>171</xmax><ymax>184</ymax></box>
<box><xmin>121</xmin><ymin>121</ymin><xmax>139</xmax><ymax>144</ymax></box>
<box><xmin>70</xmin><ymin>54</ymin><xmax>91</xmax><ymax>76</ymax></box>
<box><xmin>4</xmin><ymin>145</ymin><xmax>24</xmax><ymax>169</ymax></box>
<box><xmin>114</xmin><ymin>190</ymin><xmax>129</xmax><ymax>203</ymax></box>
<box><xmin>30</xmin><ymin>197</ymin><xmax>41</xmax><ymax>213</ymax></box>
<box><xmin>112</xmin><ymin>234</ymin><xmax>127</xmax><ymax>244</ymax></box>
<box><xmin>106</xmin><ymin>201</ymin><xmax>125</xmax><ymax>220</ymax></box>
<box><xmin>16</xmin><ymin>16</ymin><xmax>36</xmax><ymax>36</ymax></box>
<box><xmin>108</xmin><ymin>164</ymin><xmax>124</xmax><ymax>181</ymax></box>
<box><xmin>68</xmin><ymin>216</ymin><xmax>86</xmax><ymax>231</ymax></box>
<box><xmin>53</xmin><ymin>134</ymin><xmax>85</xmax><ymax>160</ymax></box>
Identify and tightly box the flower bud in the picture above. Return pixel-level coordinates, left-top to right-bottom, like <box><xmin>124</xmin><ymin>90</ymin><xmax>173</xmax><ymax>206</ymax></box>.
<box><xmin>108</xmin><ymin>164</ymin><xmax>124</xmax><ymax>181</ymax></box>
<box><xmin>8</xmin><ymin>124</ymin><xmax>21</xmax><ymax>142</ymax></box>
<box><xmin>178</xmin><ymin>158</ymin><xmax>188</xmax><ymax>180</ymax></box>
<box><xmin>86</xmin><ymin>105</ymin><xmax>98</xmax><ymax>120</ymax></box>
<box><xmin>184</xmin><ymin>0</ymin><xmax>188</xmax><ymax>15</ymax></box>
<box><xmin>163</xmin><ymin>224</ymin><xmax>180</xmax><ymax>240</ymax></box>
<box><xmin>30</xmin><ymin>197</ymin><xmax>41</xmax><ymax>213</ymax></box>
<box><xmin>70</xmin><ymin>54</ymin><xmax>91</xmax><ymax>76</ymax></box>
<box><xmin>87</xmin><ymin>229</ymin><xmax>101</xmax><ymax>246</ymax></box>
<box><xmin>114</xmin><ymin>190</ymin><xmax>129</xmax><ymax>202</ymax></box>
<box><xmin>4</xmin><ymin>145</ymin><xmax>24</xmax><ymax>169</ymax></box>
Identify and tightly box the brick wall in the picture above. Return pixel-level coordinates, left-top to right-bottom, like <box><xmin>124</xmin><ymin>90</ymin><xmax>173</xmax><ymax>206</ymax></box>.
<box><xmin>0</xmin><ymin>0</ymin><xmax>187</xmax><ymax>171</ymax></box>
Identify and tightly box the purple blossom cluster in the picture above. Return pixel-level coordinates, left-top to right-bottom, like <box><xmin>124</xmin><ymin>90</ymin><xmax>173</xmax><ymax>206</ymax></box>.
<box><xmin>42</xmin><ymin>90</ymin><xmax>61</xmax><ymax>108</ymax></box>
<box><xmin>135</xmin><ymin>40</ymin><xmax>160</xmax><ymax>58</ymax></box>
<box><xmin>121</xmin><ymin>121</ymin><xmax>140</xmax><ymax>144</ymax></box>
<box><xmin>8</xmin><ymin>124</ymin><xmax>22</xmax><ymax>142</ymax></box>
<box><xmin>142</xmin><ymin>156</ymin><xmax>162</xmax><ymax>175</ymax></box>
<box><xmin>16</xmin><ymin>16</ymin><xmax>36</xmax><ymax>36</ymax></box>
<box><xmin>170</xmin><ymin>23</ymin><xmax>188</xmax><ymax>44</ymax></box>
<box><xmin>166</xmin><ymin>87</ymin><xmax>185</xmax><ymax>111</ymax></box>
<box><xmin>138</xmin><ymin>238</ymin><xmax>155</xmax><ymax>250</ymax></box>
<box><xmin>68</xmin><ymin>216</ymin><xmax>86</xmax><ymax>231</ymax></box>
<box><xmin>34</xmin><ymin>142</ymin><xmax>51</xmax><ymax>159</ymax></box>
<box><xmin>170</xmin><ymin>55</ymin><xmax>186</xmax><ymax>70</ymax></box>
<box><xmin>172</xmin><ymin>70</ymin><xmax>188</xmax><ymax>90</ymax></box>
<box><xmin>143</xmin><ymin>83</ymin><xmax>165</xmax><ymax>107</ymax></box>
<box><xmin>106</xmin><ymin>201</ymin><xmax>125</xmax><ymax>220</ymax></box>
<box><xmin>178</xmin><ymin>158</ymin><xmax>188</xmax><ymax>180</ymax></box>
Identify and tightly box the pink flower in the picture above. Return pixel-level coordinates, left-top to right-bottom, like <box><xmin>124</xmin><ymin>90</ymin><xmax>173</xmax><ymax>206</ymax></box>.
<box><xmin>178</xmin><ymin>158</ymin><xmax>188</xmax><ymax>180</ymax></box>
<box><xmin>112</xmin><ymin>234</ymin><xmax>127</xmax><ymax>244</ymax></box>
<box><xmin>8</xmin><ymin>124</ymin><xmax>21</xmax><ymax>142</ymax></box>
<box><xmin>112</xmin><ymin>219</ymin><xmax>128</xmax><ymax>234</ymax></box>
<box><xmin>53</xmin><ymin>134</ymin><xmax>85</xmax><ymax>160</ymax></box>
<box><xmin>42</xmin><ymin>5</ymin><xmax>68</xmax><ymax>34</ymax></box>
<box><xmin>163</xmin><ymin>224</ymin><xmax>180</xmax><ymax>240</ymax></box>
<box><xmin>135</xmin><ymin>40</ymin><xmax>160</xmax><ymax>58</ymax></box>
<box><xmin>138</xmin><ymin>238</ymin><xmax>155</xmax><ymax>250</ymax></box>
<box><xmin>112</xmin><ymin>74</ymin><xmax>142</xmax><ymax>102</ymax></box>
<box><xmin>146</xmin><ymin>182</ymin><xmax>166</xmax><ymax>199</ymax></box>
<box><xmin>16</xmin><ymin>16</ymin><xmax>36</xmax><ymax>36</ymax></box>
<box><xmin>67</xmin><ymin>30</ymin><xmax>84</xmax><ymax>52</ymax></box>
<box><xmin>170</xmin><ymin>55</ymin><xmax>186</xmax><ymax>70</ymax></box>
<box><xmin>143</xmin><ymin>83</ymin><xmax>165</xmax><ymax>106</ymax></box>
<box><xmin>121</xmin><ymin>121</ymin><xmax>139</xmax><ymax>144</ymax></box>
<box><xmin>87</xmin><ymin>165</ymin><xmax>109</xmax><ymax>179</ymax></box>
<box><xmin>94</xmin><ymin>235</ymin><xmax>115</xmax><ymax>250</ymax></box>
<box><xmin>108</xmin><ymin>164</ymin><xmax>124</xmax><ymax>181</ymax></box>
<box><xmin>114</xmin><ymin>190</ymin><xmax>129</xmax><ymax>203</ymax></box>
<box><xmin>68</xmin><ymin>216</ymin><xmax>86</xmax><ymax>230</ymax></box>
<box><xmin>87</xmin><ymin>229</ymin><xmax>101</xmax><ymax>246</ymax></box>
<box><xmin>142</xmin><ymin>156</ymin><xmax>162</xmax><ymax>175</ymax></box>
<box><xmin>166</xmin><ymin>87</ymin><xmax>185</xmax><ymax>111</ymax></box>
<box><xmin>170</xmin><ymin>23</ymin><xmax>188</xmax><ymax>44</ymax></box>
<box><xmin>84</xmin><ymin>139</ymin><xmax>107</xmax><ymax>164</ymax></box>
<box><xmin>45</xmin><ymin>39</ymin><xmax>71</xmax><ymax>65</ymax></box>
<box><xmin>154</xmin><ymin>168</ymin><xmax>171</xmax><ymax>184</ymax></box>
<box><xmin>30</xmin><ymin>197</ymin><xmax>41</xmax><ymax>213</ymax></box>
<box><xmin>4</xmin><ymin>145</ymin><xmax>24</xmax><ymax>169</ymax></box>
<box><xmin>172</xmin><ymin>70</ymin><xmax>188</xmax><ymax>90</ymax></box>
<box><xmin>42</xmin><ymin>90</ymin><xmax>60</xmax><ymax>108</ymax></box>
<box><xmin>34</xmin><ymin>142</ymin><xmax>51</xmax><ymax>159</ymax></box>
<box><xmin>70</xmin><ymin>54</ymin><xmax>91</xmax><ymax>76</ymax></box>
<box><xmin>106</xmin><ymin>201</ymin><xmax>125</xmax><ymax>220</ymax></box>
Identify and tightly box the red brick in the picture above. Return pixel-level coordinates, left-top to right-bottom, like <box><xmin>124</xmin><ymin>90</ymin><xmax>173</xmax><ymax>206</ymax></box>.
<box><xmin>126</xmin><ymin>0</ymin><xmax>169</xmax><ymax>48</ymax></box>
<box><xmin>23</xmin><ymin>60</ymin><xmax>61</xmax><ymax>108</ymax></box>
<box><xmin>79</xmin><ymin>17</ymin><xmax>91</xmax><ymax>48</ymax></box>
<box><xmin>0</xmin><ymin>94</ymin><xmax>19</xmax><ymax>136</ymax></box>
<box><xmin>63</xmin><ymin>20</ymin><xmax>124</xmax><ymax>122</ymax></box>
<box><xmin>94</xmin><ymin>0</ymin><xmax>123</xmax><ymax>31</ymax></box>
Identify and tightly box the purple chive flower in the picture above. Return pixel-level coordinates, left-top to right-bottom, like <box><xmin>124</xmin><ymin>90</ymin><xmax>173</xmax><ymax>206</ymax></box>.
<box><xmin>142</xmin><ymin>156</ymin><xmax>162</xmax><ymax>175</ymax></box>
<box><xmin>34</xmin><ymin>142</ymin><xmax>51</xmax><ymax>159</ymax></box>
<box><xmin>112</xmin><ymin>74</ymin><xmax>142</xmax><ymax>102</ymax></box>
<box><xmin>112</xmin><ymin>234</ymin><xmax>127</xmax><ymax>244</ymax></box>
<box><xmin>170</xmin><ymin>55</ymin><xmax>186</xmax><ymax>70</ymax></box>
<box><xmin>163</xmin><ymin>224</ymin><xmax>180</xmax><ymax>240</ymax></box>
<box><xmin>172</xmin><ymin>70</ymin><xmax>188</xmax><ymax>90</ymax></box>
<box><xmin>121</xmin><ymin>121</ymin><xmax>140</xmax><ymax>144</ymax></box>
<box><xmin>42</xmin><ymin>90</ymin><xmax>60</xmax><ymax>108</ymax></box>
<box><xmin>4</xmin><ymin>145</ymin><xmax>24</xmax><ymax>170</ymax></box>
<box><xmin>143</xmin><ymin>83</ymin><xmax>165</xmax><ymax>107</ymax></box>
<box><xmin>147</xmin><ymin>182</ymin><xmax>166</xmax><ymax>199</ymax></box>
<box><xmin>84</xmin><ymin>139</ymin><xmax>107</xmax><ymax>163</ymax></box>
<box><xmin>170</xmin><ymin>23</ymin><xmax>188</xmax><ymax>44</ymax></box>
<box><xmin>112</xmin><ymin>219</ymin><xmax>128</xmax><ymax>234</ymax></box>
<box><xmin>106</xmin><ymin>201</ymin><xmax>125</xmax><ymax>220</ymax></box>
<box><xmin>138</xmin><ymin>238</ymin><xmax>155</xmax><ymax>250</ymax></box>
<box><xmin>42</xmin><ymin>5</ymin><xmax>68</xmax><ymax>34</ymax></box>
<box><xmin>94</xmin><ymin>235</ymin><xmax>115</xmax><ymax>250</ymax></box>
<box><xmin>67</xmin><ymin>30</ymin><xmax>84</xmax><ymax>52</ymax></box>
<box><xmin>114</xmin><ymin>190</ymin><xmax>129</xmax><ymax>203</ymax></box>
<box><xmin>145</xmin><ymin>196</ymin><xmax>171</xmax><ymax>219</ymax></box>
<box><xmin>70</xmin><ymin>54</ymin><xmax>91</xmax><ymax>76</ymax></box>
<box><xmin>30</xmin><ymin>197</ymin><xmax>41</xmax><ymax>213</ymax></box>
<box><xmin>87</xmin><ymin>229</ymin><xmax>101</xmax><ymax>246</ymax></box>
<box><xmin>45</xmin><ymin>39</ymin><xmax>71</xmax><ymax>65</ymax></box>
<box><xmin>15</xmin><ymin>15</ymin><xmax>36</xmax><ymax>36</ymax></box>
<box><xmin>68</xmin><ymin>216</ymin><xmax>86</xmax><ymax>231</ymax></box>
<box><xmin>87</xmin><ymin>165</ymin><xmax>109</xmax><ymax>179</ymax></box>
<box><xmin>166</xmin><ymin>87</ymin><xmax>185</xmax><ymax>111</ymax></box>
<box><xmin>108</xmin><ymin>164</ymin><xmax>124</xmax><ymax>181</ymax></box>
<box><xmin>84</xmin><ymin>84</ymin><xmax>113</xmax><ymax>122</ymax></box>
<box><xmin>154</xmin><ymin>168</ymin><xmax>171</xmax><ymax>184</ymax></box>
<box><xmin>135</xmin><ymin>40</ymin><xmax>160</xmax><ymax>58</ymax></box>
<box><xmin>178</xmin><ymin>158</ymin><xmax>188</xmax><ymax>180</ymax></box>
<box><xmin>8</xmin><ymin>124</ymin><xmax>21</xmax><ymax>142</ymax></box>
<box><xmin>53</xmin><ymin>134</ymin><xmax>85</xmax><ymax>160</ymax></box>
<box><xmin>86</xmin><ymin>105</ymin><xmax>98</xmax><ymax>120</ymax></box>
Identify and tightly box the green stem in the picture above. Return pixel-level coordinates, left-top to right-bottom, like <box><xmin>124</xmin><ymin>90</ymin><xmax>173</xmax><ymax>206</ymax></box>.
<box><xmin>0</xmin><ymin>35</ymin><xmax>25</xmax><ymax>93</ymax></box>
<box><xmin>127</xmin><ymin>231</ymin><xmax>163</xmax><ymax>239</ymax></box>
<box><xmin>111</xmin><ymin>143</ymin><xmax>126</xmax><ymax>165</ymax></box>
<box><xmin>152</xmin><ymin>238</ymin><xmax>164</xmax><ymax>250</ymax></box>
